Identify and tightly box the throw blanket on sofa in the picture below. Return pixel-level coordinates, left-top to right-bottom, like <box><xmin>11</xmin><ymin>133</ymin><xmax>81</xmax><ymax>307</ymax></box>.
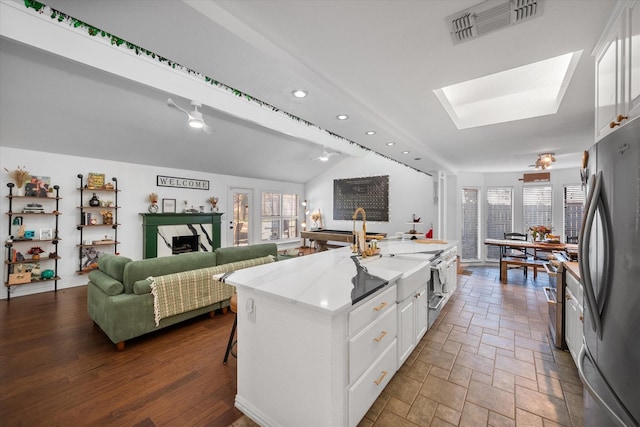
<box><xmin>149</xmin><ymin>255</ymin><xmax>275</xmax><ymax>326</ymax></box>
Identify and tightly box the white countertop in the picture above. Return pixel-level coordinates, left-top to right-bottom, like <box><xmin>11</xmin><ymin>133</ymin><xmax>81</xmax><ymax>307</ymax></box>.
<box><xmin>227</xmin><ymin>239</ymin><xmax>457</xmax><ymax>315</ymax></box>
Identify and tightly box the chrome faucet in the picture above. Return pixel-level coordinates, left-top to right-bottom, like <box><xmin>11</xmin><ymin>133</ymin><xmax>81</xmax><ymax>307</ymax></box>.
<box><xmin>352</xmin><ymin>207</ymin><xmax>367</xmax><ymax>254</ymax></box>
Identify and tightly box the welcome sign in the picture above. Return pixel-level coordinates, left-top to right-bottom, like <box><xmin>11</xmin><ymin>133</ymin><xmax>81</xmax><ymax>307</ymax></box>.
<box><xmin>156</xmin><ymin>175</ymin><xmax>210</xmax><ymax>190</ymax></box>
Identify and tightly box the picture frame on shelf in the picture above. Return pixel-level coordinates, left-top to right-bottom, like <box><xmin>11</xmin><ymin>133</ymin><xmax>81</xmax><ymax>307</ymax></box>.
<box><xmin>162</xmin><ymin>198</ymin><xmax>176</xmax><ymax>213</ymax></box>
<box><xmin>24</xmin><ymin>230</ymin><xmax>35</xmax><ymax>239</ymax></box>
<box><xmin>39</xmin><ymin>228</ymin><xmax>53</xmax><ymax>240</ymax></box>
<box><xmin>87</xmin><ymin>172</ymin><xmax>106</xmax><ymax>189</ymax></box>
<box><xmin>24</xmin><ymin>175</ymin><xmax>51</xmax><ymax>197</ymax></box>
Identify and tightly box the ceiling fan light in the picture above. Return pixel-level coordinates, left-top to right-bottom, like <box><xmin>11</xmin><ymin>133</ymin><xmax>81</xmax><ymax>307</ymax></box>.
<box><xmin>188</xmin><ymin>118</ymin><xmax>204</xmax><ymax>128</ymax></box>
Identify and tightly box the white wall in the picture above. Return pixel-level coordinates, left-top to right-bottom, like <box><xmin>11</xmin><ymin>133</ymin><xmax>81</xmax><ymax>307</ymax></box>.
<box><xmin>1</xmin><ymin>146</ymin><xmax>303</xmax><ymax>299</ymax></box>
<box><xmin>454</xmin><ymin>168</ymin><xmax>581</xmax><ymax>261</ymax></box>
<box><xmin>305</xmin><ymin>152</ymin><xmax>435</xmax><ymax>238</ymax></box>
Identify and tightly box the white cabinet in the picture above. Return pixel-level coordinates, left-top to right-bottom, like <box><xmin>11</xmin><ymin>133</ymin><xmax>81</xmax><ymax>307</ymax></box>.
<box><xmin>564</xmin><ymin>271</ymin><xmax>584</xmax><ymax>363</ymax></box>
<box><xmin>397</xmin><ymin>285</ymin><xmax>428</xmax><ymax>367</ymax></box>
<box><xmin>594</xmin><ymin>0</ymin><xmax>640</xmax><ymax>140</ymax></box>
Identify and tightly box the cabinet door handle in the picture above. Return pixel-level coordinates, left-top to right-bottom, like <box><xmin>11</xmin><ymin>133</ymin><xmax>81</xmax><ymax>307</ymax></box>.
<box><xmin>373</xmin><ymin>302</ymin><xmax>388</xmax><ymax>312</ymax></box>
<box><xmin>566</xmin><ymin>293</ymin><xmax>571</xmax><ymax>300</ymax></box>
<box><xmin>374</xmin><ymin>370</ymin><xmax>388</xmax><ymax>385</ymax></box>
<box><xmin>373</xmin><ymin>330</ymin><xmax>388</xmax><ymax>342</ymax></box>
<box><xmin>609</xmin><ymin>115</ymin><xmax>629</xmax><ymax>128</ymax></box>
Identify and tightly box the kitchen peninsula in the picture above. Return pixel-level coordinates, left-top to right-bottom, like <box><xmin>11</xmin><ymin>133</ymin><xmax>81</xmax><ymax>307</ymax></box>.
<box><xmin>227</xmin><ymin>239</ymin><xmax>457</xmax><ymax>427</ymax></box>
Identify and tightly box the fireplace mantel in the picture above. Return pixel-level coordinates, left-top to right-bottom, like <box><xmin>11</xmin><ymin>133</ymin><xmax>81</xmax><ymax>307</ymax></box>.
<box><xmin>140</xmin><ymin>213</ymin><xmax>223</xmax><ymax>258</ymax></box>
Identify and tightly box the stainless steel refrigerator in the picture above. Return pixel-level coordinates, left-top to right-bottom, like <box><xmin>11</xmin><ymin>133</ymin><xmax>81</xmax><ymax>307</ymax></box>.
<box><xmin>578</xmin><ymin>116</ymin><xmax>640</xmax><ymax>427</ymax></box>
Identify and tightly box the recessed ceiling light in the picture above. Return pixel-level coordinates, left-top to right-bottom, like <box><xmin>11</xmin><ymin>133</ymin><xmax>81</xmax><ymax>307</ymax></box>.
<box><xmin>336</xmin><ymin>114</ymin><xmax>349</xmax><ymax>120</ymax></box>
<box><xmin>433</xmin><ymin>50</ymin><xmax>583</xmax><ymax>129</ymax></box>
<box><xmin>291</xmin><ymin>90</ymin><xmax>308</xmax><ymax>98</ymax></box>
<box><xmin>386</xmin><ymin>142</ymin><xmax>396</xmax><ymax>146</ymax></box>
<box><xmin>365</xmin><ymin>131</ymin><xmax>376</xmax><ymax>135</ymax></box>
<box><xmin>402</xmin><ymin>151</ymin><xmax>410</xmax><ymax>154</ymax></box>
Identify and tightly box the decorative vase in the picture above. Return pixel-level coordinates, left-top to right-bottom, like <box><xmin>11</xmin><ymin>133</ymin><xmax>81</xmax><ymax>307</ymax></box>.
<box><xmin>148</xmin><ymin>203</ymin><xmax>159</xmax><ymax>214</ymax></box>
<box><xmin>32</xmin><ymin>254</ymin><xmax>40</xmax><ymax>261</ymax></box>
<box><xmin>15</xmin><ymin>186</ymin><xmax>25</xmax><ymax>197</ymax></box>
<box><xmin>89</xmin><ymin>193</ymin><xmax>100</xmax><ymax>207</ymax></box>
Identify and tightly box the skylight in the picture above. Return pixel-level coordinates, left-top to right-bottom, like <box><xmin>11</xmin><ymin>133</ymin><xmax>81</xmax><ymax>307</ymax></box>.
<box><xmin>433</xmin><ymin>51</ymin><xmax>582</xmax><ymax>129</ymax></box>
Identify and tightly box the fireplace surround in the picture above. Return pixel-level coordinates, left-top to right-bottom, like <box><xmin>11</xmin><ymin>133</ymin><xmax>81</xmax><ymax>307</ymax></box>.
<box><xmin>140</xmin><ymin>213</ymin><xmax>223</xmax><ymax>258</ymax></box>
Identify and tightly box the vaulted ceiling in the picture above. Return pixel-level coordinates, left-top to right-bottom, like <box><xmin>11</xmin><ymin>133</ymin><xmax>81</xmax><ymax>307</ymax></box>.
<box><xmin>0</xmin><ymin>0</ymin><xmax>616</xmax><ymax>182</ymax></box>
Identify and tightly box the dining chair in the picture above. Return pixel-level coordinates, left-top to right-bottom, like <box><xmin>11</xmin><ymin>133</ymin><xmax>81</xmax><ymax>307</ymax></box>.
<box><xmin>503</xmin><ymin>232</ymin><xmax>530</xmax><ymax>278</ymax></box>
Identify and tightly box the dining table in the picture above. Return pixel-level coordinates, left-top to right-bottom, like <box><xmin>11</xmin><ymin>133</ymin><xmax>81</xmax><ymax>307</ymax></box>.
<box><xmin>483</xmin><ymin>238</ymin><xmax>578</xmax><ymax>282</ymax></box>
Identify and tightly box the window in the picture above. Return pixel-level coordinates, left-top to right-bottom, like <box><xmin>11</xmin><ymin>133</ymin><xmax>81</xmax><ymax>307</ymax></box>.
<box><xmin>461</xmin><ymin>187</ymin><xmax>480</xmax><ymax>260</ymax></box>
<box><xmin>523</xmin><ymin>185</ymin><xmax>552</xmax><ymax>232</ymax></box>
<box><xmin>564</xmin><ymin>185</ymin><xmax>585</xmax><ymax>243</ymax></box>
<box><xmin>486</xmin><ymin>187</ymin><xmax>513</xmax><ymax>259</ymax></box>
<box><xmin>261</xmin><ymin>192</ymin><xmax>299</xmax><ymax>241</ymax></box>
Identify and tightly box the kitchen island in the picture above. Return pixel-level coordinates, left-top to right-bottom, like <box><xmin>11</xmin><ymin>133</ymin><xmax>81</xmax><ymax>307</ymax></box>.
<box><xmin>227</xmin><ymin>239</ymin><xmax>457</xmax><ymax>427</ymax></box>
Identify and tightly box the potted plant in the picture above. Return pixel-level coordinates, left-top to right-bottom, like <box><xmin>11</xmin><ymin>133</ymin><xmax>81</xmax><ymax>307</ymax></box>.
<box><xmin>4</xmin><ymin>165</ymin><xmax>30</xmax><ymax>196</ymax></box>
<box><xmin>27</xmin><ymin>246</ymin><xmax>45</xmax><ymax>260</ymax></box>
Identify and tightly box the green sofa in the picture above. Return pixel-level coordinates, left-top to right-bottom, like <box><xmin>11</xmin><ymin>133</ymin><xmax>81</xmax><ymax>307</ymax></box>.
<box><xmin>87</xmin><ymin>243</ymin><xmax>281</xmax><ymax>350</ymax></box>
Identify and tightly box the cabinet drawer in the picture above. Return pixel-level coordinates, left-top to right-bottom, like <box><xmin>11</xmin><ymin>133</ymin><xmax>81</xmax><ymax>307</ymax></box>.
<box><xmin>349</xmin><ymin>304</ymin><xmax>397</xmax><ymax>383</ymax></box>
<box><xmin>565</xmin><ymin>270</ymin><xmax>583</xmax><ymax>304</ymax></box>
<box><xmin>349</xmin><ymin>339</ymin><xmax>397</xmax><ymax>427</ymax></box>
<box><xmin>349</xmin><ymin>285</ymin><xmax>397</xmax><ymax>336</ymax></box>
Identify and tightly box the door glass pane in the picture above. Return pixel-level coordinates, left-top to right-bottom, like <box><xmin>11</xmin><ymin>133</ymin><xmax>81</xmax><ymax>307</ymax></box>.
<box><xmin>461</xmin><ymin>188</ymin><xmax>479</xmax><ymax>260</ymax></box>
<box><xmin>487</xmin><ymin>187</ymin><xmax>513</xmax><ymax>259</ymax></box>
<box><xmin>233</xmin><ymin>192</ymin><xmax>250</xmax><ymax>247</ymax></box>
<box><xmin>564</xmin><ymin>185</ymin><xmax>585</xmax><ymax>243</ymax></box>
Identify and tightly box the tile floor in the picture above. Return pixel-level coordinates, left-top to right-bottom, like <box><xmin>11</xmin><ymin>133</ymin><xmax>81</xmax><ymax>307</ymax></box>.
<box><xmin>359</xmin><ymin>266</ymin><xmax>583</xmax><ymax>427</ymax></box>
<box><xmin>231</xmin><ymin>265</ymin><xmax>584</xmax><ymax>427</ymax></box>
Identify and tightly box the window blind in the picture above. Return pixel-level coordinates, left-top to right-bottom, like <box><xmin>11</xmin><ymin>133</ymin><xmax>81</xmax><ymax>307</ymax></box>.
<box><xmin>523</xmin><ymin>185</ymin><xmax>552</xmax><ymax>232</ymax></box>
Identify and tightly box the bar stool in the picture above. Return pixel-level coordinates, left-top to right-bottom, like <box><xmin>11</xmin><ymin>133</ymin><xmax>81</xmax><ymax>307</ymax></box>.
<box><xmin>222</xmin><ymin>293</ymin><xmax>238</xmax><ymax>364</ymax></box>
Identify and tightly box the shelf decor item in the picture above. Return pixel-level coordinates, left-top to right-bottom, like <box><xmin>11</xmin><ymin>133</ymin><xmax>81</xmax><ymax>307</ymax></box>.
<box><xmin>4</xmin><ymin>165</ymin><xmax>30</xmax><ymax>196</ymax></box>
<box><xmin>148</xmin><ymin>192</ymin><xmax>159</xmax><ymax>213</ymax></box>
<box><xmin>89</xmin><ymin>193</ymin><xmax>100</xmax><ymax>207</ymax></box>
<box><xmin>207</xmin><ymin>196</ymin><xmax>218</xmax><ymax>212</ymax></box>
<box><xmin>87</xmin><ymin>172</ymin><xmax>105</xmax><ymax>190</ymax></box>
<box><xmin>27</xmin><ymin>246</ymin><xmax>45</xmax><ymax>260</ymax></box>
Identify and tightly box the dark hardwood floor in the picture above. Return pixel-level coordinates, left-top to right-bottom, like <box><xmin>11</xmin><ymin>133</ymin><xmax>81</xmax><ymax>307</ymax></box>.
<box><xmin>0</xmin><ymin>286</ymin><xmax>242</xmax><ymax>426</ymax></box>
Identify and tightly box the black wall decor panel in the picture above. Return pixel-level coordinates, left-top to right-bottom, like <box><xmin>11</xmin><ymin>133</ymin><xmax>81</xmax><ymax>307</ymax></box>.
<box><xmin>333</xmin><ymin>175</ymin><xmax>389</xmax><ymax>221</ymax></box>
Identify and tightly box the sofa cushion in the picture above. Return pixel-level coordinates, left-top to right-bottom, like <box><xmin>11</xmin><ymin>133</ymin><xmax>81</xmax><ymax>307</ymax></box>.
<box><xmin>215</xmin><ymin>243</ymin><xmax>278</xmax><ymax>265</ymax></box>
<box><xmin>97</xmin><ymin>254</ymin><xmax>132</xmax><ymax>283</ymax></box>
<box><xmin>88</xmin><ymin>270</ymin><xmax>124</xmax><ymax>296</ymax></box>
<box><xmin>122</xmin><ymin>251</ymin><xmax>217</xmax><ymax>294</ymax></box>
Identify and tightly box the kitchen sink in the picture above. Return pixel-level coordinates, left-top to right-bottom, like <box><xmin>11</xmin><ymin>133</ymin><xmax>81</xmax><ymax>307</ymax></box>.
<box><xmin>363</xmin><ymin>255</ymin><xmax>431</xmax><ymax>300</ymax></box>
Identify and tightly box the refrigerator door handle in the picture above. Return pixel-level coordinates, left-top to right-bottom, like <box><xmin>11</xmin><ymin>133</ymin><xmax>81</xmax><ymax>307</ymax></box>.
<box><xmin>577</xmin><ymin>341</ymin><xmax>639</xmax><ymax>427</ymax></box>
<box><xmin>579</xmin><ymin>172</ymin><xmax>602</xmax><ymax>335</ymax></box>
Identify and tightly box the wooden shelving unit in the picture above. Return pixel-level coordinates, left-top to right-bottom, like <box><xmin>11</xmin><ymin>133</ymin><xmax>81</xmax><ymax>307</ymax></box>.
<box><xmin>4</xmin><ymin>183</ymin><xmax>61</xmax><ymax>300</ymax></box>
<box><xmin>76</xmin><ymin>174</ymin><xmax>120</xmax><ymax>274</ymax></box>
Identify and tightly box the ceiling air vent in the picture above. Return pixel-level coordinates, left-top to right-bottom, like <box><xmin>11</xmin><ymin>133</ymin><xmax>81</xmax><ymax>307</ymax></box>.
<box><xmin>447</xmin><ymin>0</ymin><xmax>544</xmax><ymax>45</ymax></box>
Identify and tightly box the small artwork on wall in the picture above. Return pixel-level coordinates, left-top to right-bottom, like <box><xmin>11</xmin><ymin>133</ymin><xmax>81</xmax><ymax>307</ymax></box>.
<box><xmin>24</xmin><ymin>175</ymin><xmax>50</xmax><ymax>197</ymax></box>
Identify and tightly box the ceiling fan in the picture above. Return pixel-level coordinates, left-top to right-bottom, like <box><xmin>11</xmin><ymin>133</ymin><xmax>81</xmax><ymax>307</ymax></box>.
<box><xmin>166</xmin><ymin>98</ymin><xmax>213</xmax><ymax>134</ymax></box>
<box><xmin>312</xmin><ymin>148</ymin><xmax>340</xmax><ymax>162</ymax></box>
<box><xmin>529</xmin><ymin>152</ymin><xmax>556</xmax><ymax>170</ymax></box>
